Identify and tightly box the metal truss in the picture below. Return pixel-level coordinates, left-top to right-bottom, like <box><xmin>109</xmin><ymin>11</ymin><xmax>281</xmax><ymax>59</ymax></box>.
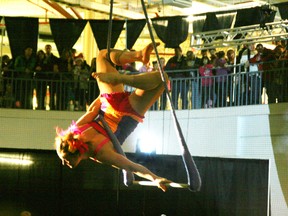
<box><xmin>190</xmin><ymin>20</ymin><xmax>288</xmax><ymax>49</ymax></box>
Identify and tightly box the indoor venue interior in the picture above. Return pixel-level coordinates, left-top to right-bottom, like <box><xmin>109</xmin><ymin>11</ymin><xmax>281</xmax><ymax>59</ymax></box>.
<box><xmin>0</xmin><ymin>0</ymin><xmax>287</xmax><ymax>215</ymax></box>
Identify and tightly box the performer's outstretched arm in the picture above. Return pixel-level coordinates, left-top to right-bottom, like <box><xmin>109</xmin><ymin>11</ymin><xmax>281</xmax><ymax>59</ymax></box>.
<box><xmin>97</xmin><ymin>149</ymin><xmax>170</xmax><ymax>192</ymax></box>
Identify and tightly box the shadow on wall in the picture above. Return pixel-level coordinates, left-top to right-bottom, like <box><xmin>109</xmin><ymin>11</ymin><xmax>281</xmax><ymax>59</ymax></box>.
<box><xmin>269</xmin><ymin>103</ymin><xmax>288</xmax><ymax>206</ymax></box>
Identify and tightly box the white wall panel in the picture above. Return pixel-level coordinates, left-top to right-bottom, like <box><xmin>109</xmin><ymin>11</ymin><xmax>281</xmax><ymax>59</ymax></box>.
<box><xmin>0</xmin><ymin>103</ymin><xmax>287</xmax><ymax>215</ymax></box>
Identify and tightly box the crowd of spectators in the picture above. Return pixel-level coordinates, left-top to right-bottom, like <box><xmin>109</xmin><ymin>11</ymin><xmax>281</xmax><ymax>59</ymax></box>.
<box><xmin>0</xmin><ymin>41</ymin><xmax>287</xmax><ymax>111</ymax></box>
<box><xmin>0</xmin><ymin>44</ymin><xmax>99</xmax><ymax>110</ymax></box>
<box><xmin>162</xmin><ymin>41</ymin><xmax>288</xmax><ymax>109</ymax></box>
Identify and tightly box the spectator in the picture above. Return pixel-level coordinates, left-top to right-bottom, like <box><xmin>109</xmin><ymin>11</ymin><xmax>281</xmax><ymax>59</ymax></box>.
<box><xmin>43</xmin><ymin>44</ymin><xmax>59</xmax><ymax>109</ymax></box>
<box><xmin>269</xmin><ymin>45</ymin><xmax>286</xmax><ymax>103</ymax></box>
<box><xmin>72</xmin><ymin>57</ymin><xmax>90</xmax><ymax>111</ymax></box>
<box><xmin>1</xmin><ymin>54</ymin><xmax>12</xmax><ymax>78</ymax></box>
<box><xmin>165</xmin><ymin>46</ymin><xmax>189</xmax><ymax>109</ymax></box>
<box><xmin>248</xmin><ymin>43</ymin><xmax>274</xmax><ymax>103</ymax></box>
<box><xmin>149</xmin><ymin>60</ymin><xmax>161</xmax><ymax>110</ymax></box>
<box><xmin>226</xmin><ymin>49</ymin><xmax>235</xmax><ymax>65</ymax></box>
<box><xmin>226</xmin><ymin>49</ymin><xmax>235</xmax><ymax>105</ymax></box>
<box><xmin>34</xmin><ymin>49</ymin><xmax>47</xmax><ymax>109</ymax></box>
<box><xmin>71</xmin><ymin>48</ymin><xmax>77</xmax><ymax>60</ymax></box>
<box><xmin>88</xmin><ymin>57</ymin><xmax>100</xmax><ymax>106</ymax></box>
<box><xmin>215</xmin><ymin>51</ymin><xmax>229</xmax><ymax>107</ymax></box>
<box><xmin>122</xmin><ymin>61</ymin><xmax>138</xmax><ymax>74</ymax></box>
<box><xmin>209</xmin><ymin>48</ymin><xmax>217</xmax><ymax>66</ymax></box>
<box><xmin>282</xmin><ymin>46</ymin><xmax>288</xmax><ymax>103</ymax></box>
<box><xmin>35</xmin><ymin>50</ymin><xmax>46</xmax><ymax>74</ymax></box>
<box><xmin>185</xmin><ymin>50</ymin><xmax>200</xmax><ymax>109</ymax></box>
<box><xmin>199</xmin><ymin>56</ymin><xmax>214</xmax><ymax>108</ymax></box>
<box><xmin>57</xmin><ymin>48</ymin><xmax>74</xmax><ymax>110</ymax></box>
<box><xmin>1</xmin><ymin>55</ymin><xmax>14</xmax><ymax>108</ymax></box>
<box><xmin>236</xmin><ymin>43</ymin><xmax>258</xmax><ymax>105</ymax></box>
<box><xmin>195</xmin><ymin>49</ymin><xmax>208</xmax><ymax>68</ymax></box>
<box><xmin>1</xmin><ymin>55</ymin><xmax>12</xmax><ymax>103</ymax></box>
<box><xmin>14</xmin><ymin>46</ymin><xmax>36</xmax><ymax>108</ymax></box>
<box><xmin>43</xmin><ymin>44</ymin><xmax>59</xmax><ymax>73</ymax></box>
<box><xmin>138</xmin><ymin>62</ymin><xmax>152</xmax><ymax>73</ymax></box>
<box><xmin>90</xmin><ymin>57</ymin><xmax>96</xmax><ymax>73</ymax></box>
<box><xmin>58</xmin><ymin>49</ymin><xmax>73</xmax><ymax>74</ymax></box>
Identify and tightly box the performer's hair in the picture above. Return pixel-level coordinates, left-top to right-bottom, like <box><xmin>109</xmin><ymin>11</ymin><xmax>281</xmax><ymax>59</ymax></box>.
<box><xmin>55</xmin><ymin>127</ymin><xmax>80</xmax><ymax>162</ymax></box>
<box><xmin>55</xmin><ymin>122</ymin><xmax>89</xmax><ymax>164</ymax></box>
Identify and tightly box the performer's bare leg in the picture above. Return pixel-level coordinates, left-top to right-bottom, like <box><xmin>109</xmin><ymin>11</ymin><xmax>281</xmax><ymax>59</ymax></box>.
<box><xmin>93</xmin><ymin>42</ymin><xmax>167</xmax><ymax>115</ymax></box>
<box><xmin>95</xmin><ymin>45</ymin><xmax>153</xmax><ymax>94</ymax></box>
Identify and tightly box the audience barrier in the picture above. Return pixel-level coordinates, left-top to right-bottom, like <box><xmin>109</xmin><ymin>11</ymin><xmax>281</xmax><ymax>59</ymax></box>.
<box><xmin>0</xmin><ymin>63</ymin><xmax>287</xmax><ymax>110</ymax></box>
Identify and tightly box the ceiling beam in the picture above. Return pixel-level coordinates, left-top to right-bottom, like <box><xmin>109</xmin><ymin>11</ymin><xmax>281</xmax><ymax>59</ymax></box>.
<box><xmin>51</xmin><ymin>0</ymin><xmax>145</xmax><ymax>19</ymax></box>
<box><xmin>43</xmin><ymin>0</ymin><xmax>75</xmax><ymax>18</ymax></box>
<box><xmin>69</xmin><ymin>7</ymin><xmax>83</xmax><ymax>19</ymax></box>
<box><xmin>191</xmin><ymin>20</ymin><xmax>288</xmax><ymax>49</ymax></box>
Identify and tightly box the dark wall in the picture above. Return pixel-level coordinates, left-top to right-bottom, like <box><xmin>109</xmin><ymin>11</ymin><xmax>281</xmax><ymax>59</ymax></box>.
<box><xmin>0</xmin><ymin>149</ymin><xmax>269</xmax><ymax>216</ymax></box>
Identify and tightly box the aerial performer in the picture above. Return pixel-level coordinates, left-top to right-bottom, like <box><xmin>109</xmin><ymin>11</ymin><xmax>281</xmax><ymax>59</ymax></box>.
<box><xmin>55</xmin><ymin>42</ymin><xmax>172</xmax><ymax>192</ymax></box>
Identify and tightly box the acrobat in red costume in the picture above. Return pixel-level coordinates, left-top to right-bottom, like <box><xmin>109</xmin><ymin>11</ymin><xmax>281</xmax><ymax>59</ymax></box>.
<box><xmin>55</xmin><ymin>42</ymin><xmax>172</xmax><ymax>192</ymax></box>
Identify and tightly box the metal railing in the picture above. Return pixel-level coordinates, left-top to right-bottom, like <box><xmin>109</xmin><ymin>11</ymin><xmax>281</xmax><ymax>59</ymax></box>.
<box><xmin>161</xmin><ymin>64</ymin><xmax>287</xmax><ymax>110</ymax></box>
<box><xmin>0</xmin><ymin>63</ymin><xmax>287</xmax><ymax>111</ymax></box>
<box><xmin>0</xmin><ymin>70</ymin><xmax>100</xmax><ymax>110</ymax></box>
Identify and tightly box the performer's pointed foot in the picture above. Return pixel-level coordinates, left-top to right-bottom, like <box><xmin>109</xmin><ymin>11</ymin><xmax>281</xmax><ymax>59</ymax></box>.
<box><xmin>142</xmin><ymin>42</ymin><xmax>160</xmax><ymax>64</ymax></box>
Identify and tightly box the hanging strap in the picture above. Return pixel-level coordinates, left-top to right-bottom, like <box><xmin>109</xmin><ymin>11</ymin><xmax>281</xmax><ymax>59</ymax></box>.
<box><xmin>95</xmin><ymin>114</ymin><xmax>135</xmax><ymax>187</ymax></box>
<box><xmin>140</xmin><ymin>0</ymin><xmax>202</xmax><ymax>192</ymax></box>
<box><xmin>78</xmin><ymin>121</ymin><xmax>109</xmax><ymax>137</ymax></box>
<box><xmin>106</xmin><ymin>0</ymin><xmax>114</xmax><ymax>59</ymax></box>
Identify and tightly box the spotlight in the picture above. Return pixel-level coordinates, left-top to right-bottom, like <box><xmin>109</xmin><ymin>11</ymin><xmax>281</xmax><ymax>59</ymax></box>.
<box><xmin>136</xmin><ymin>138</ymin><xmax>156</xmax><ymax>154</ymax></box>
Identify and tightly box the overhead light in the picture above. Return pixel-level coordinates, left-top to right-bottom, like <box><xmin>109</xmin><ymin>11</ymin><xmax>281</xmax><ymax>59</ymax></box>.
<box><xmin>0</xmin><ymin>154</ymin><xmax>33</xmax><ymax>166</ymax></box>
<box><xmin>136</xmin><ymin>136</ymin><xmax>157</xmax><ymax>154</ymax></box>
<box><xmin>137</xmin><ymin>140</ymin><xmax>156</xmax><ymax>154</ymax></box>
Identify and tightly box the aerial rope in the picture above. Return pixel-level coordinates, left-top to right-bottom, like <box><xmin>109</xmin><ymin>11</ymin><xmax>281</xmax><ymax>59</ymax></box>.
<box><xmin>103</xmin><ymin>0</ymin><xmax>201</xmax><ymax>192</ymax></box>
<box><xmin>139</xmin><ymin>0</ymin><xmax>201</xmax><ymax>192</ymax></box>
<box><xmin>104</xmin><ymin>0</ymin><xmax>135</xmax><ymax>187</ymax></box>
<box><xmin>106</xmin><ymin>0</ymin><xmax>114</xmax><ymax>62</ymax></box>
